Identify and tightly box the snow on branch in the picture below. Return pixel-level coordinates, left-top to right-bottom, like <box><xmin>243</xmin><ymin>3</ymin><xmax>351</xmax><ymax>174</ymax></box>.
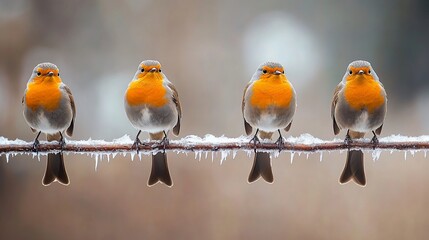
<box><xmin>2</xmin><ymin>134</ymin><xmax>429</xmax><ymax>156</ymax></box>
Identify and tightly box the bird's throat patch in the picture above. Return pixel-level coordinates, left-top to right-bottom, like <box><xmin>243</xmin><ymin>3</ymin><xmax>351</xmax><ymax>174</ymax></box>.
<box><xmin>26</xmin><ymin>81</ymin><xmax>62</xmax><ymax>111</ymax></box>
<box><xmin>344</xmin><ymin>78</ymin><xmax>385</xmax><ymax>113</ymax></box>
<box><xmin>126</xmin><ymin>77</ymin><xmax>167</xmax><ymax>107</ymax></box>
<box><xmin>250</xmin><ymin>78</ymin><xmax>293</xmax><ymax>109</ymax></box>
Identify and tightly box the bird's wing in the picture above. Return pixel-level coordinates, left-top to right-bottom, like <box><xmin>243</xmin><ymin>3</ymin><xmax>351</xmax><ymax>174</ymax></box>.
<box><xmin>62</xmin><ymin>84</ymin><xmax>76</xmax><ymax>137</ymax></box>
<box><xmin>168</xmin><ymin>83</ymin><xmax>182</xmax><ymax>136</ymax></box>
<box><xmin>331</xmin><ymin>82</ymin><xmax>343</xmax><ymax>135</ymax></box>
<box><xmin>242</xmin><ymin>82</ymin><xmax>253</xmax><ymax>135</ymax></box>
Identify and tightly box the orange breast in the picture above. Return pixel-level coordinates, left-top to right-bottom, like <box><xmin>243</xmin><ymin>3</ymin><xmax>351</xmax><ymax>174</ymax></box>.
<box><xmin>344</xmin><ymin>78</ymin><xmax>385</xmax><ymax>113</ymax></box>
<box><xmin>250</xmin><ymin>77</ymin><xmax>293</xmax><ymax>109</ymax></box>
<box><xmin>126</xmin><ymin>77</ymin><xmax>167</xmax><ymax>107</ymax></box>
<box><xmin>25</xmin><ymin>81</ymin><xmax>62</xmax><ymax>111</ymax></box>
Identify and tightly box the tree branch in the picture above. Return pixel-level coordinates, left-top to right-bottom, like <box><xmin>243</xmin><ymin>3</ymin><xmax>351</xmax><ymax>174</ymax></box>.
<box><xmin>1</xmin><ymin>134</ymin><xmax>429</xmax><ymax>155</ymax></box>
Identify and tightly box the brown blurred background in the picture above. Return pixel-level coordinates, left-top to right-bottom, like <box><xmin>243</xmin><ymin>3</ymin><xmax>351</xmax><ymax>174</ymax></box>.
<box><xmin>1</xmin><ymin>0</ymin><xmax>429</xmax><ymax>239</ymax></box>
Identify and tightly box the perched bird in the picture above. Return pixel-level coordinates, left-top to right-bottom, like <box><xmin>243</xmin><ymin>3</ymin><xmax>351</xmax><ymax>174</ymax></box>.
<box><xmin>242</xmin><ymin>62</ymin><xmax>296</xmax><ymax>183</ymax></box>
<box><xmin>22</xmin><ymin>62</ymin><xmax>76</xmax><ymax>186</ymax></box>
<box><xmin>332</xmin><ymin>60</ymin><xmax>387</xmax><ymax>186</ymax></box>
<box><xmin>125</xmin><ymin>60</ymin><xmax>181</xmax><ymax>187</ymax></box>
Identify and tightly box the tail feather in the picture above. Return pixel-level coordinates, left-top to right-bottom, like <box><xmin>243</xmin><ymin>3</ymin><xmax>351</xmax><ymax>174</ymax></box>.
<box><xmin>248</xmin><ymin>152</ymin><xmax>273</xmax><ymax>183</ymax></box>
<box><xmin>339</xmin><ymin>150</ymin><xmax>365</xmax><ymax>186</ymax></box>
<box><xmin>148</xmin><ymin>152</ymin><xmax>172</xmax><ymax>187</ymax></box>
<box><xmin>43</xmin><ymin>133</ymin><xmax>69</xmax><ymax>186</ymax></box>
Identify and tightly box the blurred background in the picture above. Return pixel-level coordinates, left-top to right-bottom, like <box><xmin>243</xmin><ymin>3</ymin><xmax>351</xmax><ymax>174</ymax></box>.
<box><xmin>1</xmin><ymin>0</ymin><xmax>429</xmax><ymax>239</ymax></box>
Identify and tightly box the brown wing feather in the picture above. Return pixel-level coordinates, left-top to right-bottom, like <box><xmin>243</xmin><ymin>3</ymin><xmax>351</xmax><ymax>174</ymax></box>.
<box><xmin>63</xmin><ymin>85</ymin><xmax>76</xmax><ymax>137</ymax></box>
<box><xmin>22</xmin><ymin>91</ymin><xmax>36</xmax><ymax>132</ymax></box>
<box><xmin>331</xmin><ymin>82</ymin><xmax>343</xmax><ymax>135</ymax></box>
<box><xmin>168</xmin><ymin>83</ymin><xmax>181</xmax><ymax>136</ymax></box>
<box><xmin>242</xmin><ymin>82</ymin><xmax>253</xmax><ymax>135</ymax></box>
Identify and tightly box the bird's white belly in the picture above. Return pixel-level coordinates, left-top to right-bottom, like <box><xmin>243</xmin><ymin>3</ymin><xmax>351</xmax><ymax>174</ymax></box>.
<box><xmin>133</xmin><ymin>108</ymin><xmax>175</xmax><ymax>133</ymax></box>
<box><xmin>351</xmin><ymin>111</ymin><xmax>372</xmax><ymax>133</ymax></box>
<box><xmin>256</xmin><ymin>113</ymin><xmax>279</xmax><ymax>132</ymax></box>
<box><xmin>36</xmin><ymin>112</ymin><xmax>64</xmax><ymax>134</ymax></box>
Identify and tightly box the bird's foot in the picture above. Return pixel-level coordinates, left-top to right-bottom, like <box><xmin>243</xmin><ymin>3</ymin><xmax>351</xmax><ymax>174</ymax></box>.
<box><xmin>32</xmin><ymin>139</ymin><xmax>40</xmax><ymax>153</ymax></box>
<box><xmin>275</xmin><ymin>135</ymin><xmax>284</xmax><ymax>152</ymax></box>
<box><xmin>344</xmin><ymin>134</ymin><xmax>353</xmax><ymax>145</ymax></box>
<box><xmin>249</xmin><ymin>135</ymin><xmax>260</xmax><ymax>151</ymax></box>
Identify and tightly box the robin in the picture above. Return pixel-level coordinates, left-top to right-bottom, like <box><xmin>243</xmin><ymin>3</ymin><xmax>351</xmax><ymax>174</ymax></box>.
<box><xmin>242</xmin><ymin>62</ymin><xmax>296</xmax><ymax>183</ymax></box>
<box><xmin>22</xmin><ymin>62</ymin><xmax>76</xmax><ymax>186</ymax></box>
<box><xmin>124</xmin><ymin>60</ymin><xmax>181</xmax><ymax>187</ymax></box>
<box><xmin>332</xmin><ymin>60</ymin><xmax>387</xmax><ymax>186</ymax></box>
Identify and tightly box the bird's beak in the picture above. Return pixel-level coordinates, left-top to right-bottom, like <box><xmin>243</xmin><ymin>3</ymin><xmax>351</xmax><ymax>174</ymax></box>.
<box><xmin>150</xmin><ymin>68</ymin><xmax>157</xmax><ymax>72</ymax></box>
<box><xmin>358</xmin><ymin>70</ymin><xmax>364</xmax><ymax>75</ymax></box>
<box><xmin>48</xmin><ymin>71</ymin><xmax>54</xmax><ymax>76</ymax></box>
<box><xmin>274</xmin><ymin>70</ymin><xmax>282</xmax><ymax>75</ymax></box>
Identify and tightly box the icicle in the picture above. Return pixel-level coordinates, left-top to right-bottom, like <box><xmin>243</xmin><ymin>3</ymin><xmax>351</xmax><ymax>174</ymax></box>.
<box><xmin>232</xmin><ymin>150</ymin><xmax>237</xmax><ymax>159</ymax></box>
<box><xmin>37</xmin><ymin>153</ymin><xmax>41</xmax><ymax>162</ymax></box>
<box><xmin>273</xmin><ymin>150</ymin><xmax>280</xmax><ymax>159</ymax></box>
<box><xmin>306</xmin><ymin>153</ymin><xmax>309</xmax><ymax>159</ymax></box>
<box><xmin>205</xmin><ymin>151</ymin><xmax>208</xmax><ymax>159</ymax></box>
<box><xmin>107</xmin><ymin>153</ymin><xmax>111</xmax><ymax>162</ymax></box>
<box><xmin>94</xmin><ymin>154</ymin><xmax>99</xmax><ymax>171</ymax></box>
<box><xmin>112</xmin><ymin>152</ymin><xmax>117</xmax><ymax>159</ymax></box>
<box><xmin>404</xmin><ymin>151</ymin><xmax>407</xmax><ymax>160</ymax></box>
<box><xmin>319</xmin><ymin>152</ymin><xmax>323</xmax><ymax>162</ymax></box>
<box><xmin>211</xmin><ymin>151</ymin><xmax>214</xmax><ymax>162</ymax></box>
<box><xmin>220</xmin><ymin>151</ymin><xmax>228</xmax><ymax>165</ymax></box>
<box><xmin>130</xmin><ymin>152</ymin><xmax>135</xmax><ymax>161</ymax></box>
<box><xmin>6</xmin><ymin>153</ymin><xmax>9</xmax><ymax>163</ymax></box>
<box><xmin>371</xmin><ymin>150</ymin><xmax>381</xmax><ymax>161</ymax></box>
<box><xmin>138</xmin><ymin>152</ymin><xmax>142</xmax><ymax>161</ymax></box>
<box><xmin>290</xmin><ymin>152</ymin><xmax>295</xmax><ymax>164</ymax></box>
<box><xmin>425</xmin><ymin>150</ymin><xmax>427</xmax><ymax>158</ymax></box>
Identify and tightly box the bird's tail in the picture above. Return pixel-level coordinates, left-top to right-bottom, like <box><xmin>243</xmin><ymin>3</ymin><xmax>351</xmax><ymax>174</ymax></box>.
<box><xmin>248</xmin><ymin>131</ymin><xmax>274</xmax><ymax>183</ymax></box>
<box><xmin>339</xmin><ymin>150</ymin><xmax>365</xmax><ymax>186</ymax></box>
<box><xmin>148</xmin><ymin>132</ymin><xmax>172</xmax><ymax>187</ymax></box>
<box><xmin>43</xmin><ymin>133</ymin><xmax>69</xmax><ymax>186</ymax></box>
<box><xmin>339</xmin><ymin>131</ymin><xmax>366</xmax><ymax>186</ymax></box>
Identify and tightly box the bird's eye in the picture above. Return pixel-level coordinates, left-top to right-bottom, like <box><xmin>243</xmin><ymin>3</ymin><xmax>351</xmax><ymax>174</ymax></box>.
<box><xmin>141</xmin><ymin>68</ymin><xmax>144</xmax><ymax>72</ymax></box>
<box><xmin>262</xmin><ymin>69</ymin><xmax>267</xmax><ymax>74</ymax></box>
<box><xmin>349</xmin><ymin>70</ymin><xmax>353</xmax><ymax>75</ymax></box>
<box><xmin>282</xmin><ymin>71</ymin><xmax>285</xmax><ymax>74</ymax></box>
<box><xmin>368</xmin><ymin>70</ymin><xmax>371</xmax><ymax>74</ymax></box>
<box><xmin>37</xmin><ymin>72</ymin><xmax>41</xmax><ymax>76</ymax></box>
<box><xmin>57</xmin><ymin>72</ymin><xmax>60</xmax><ymax>76</ymax></box>
<box><xmin>159</xmin><ymin>69</ymin><xmax>162</xmax><ymax>72</ymax></box>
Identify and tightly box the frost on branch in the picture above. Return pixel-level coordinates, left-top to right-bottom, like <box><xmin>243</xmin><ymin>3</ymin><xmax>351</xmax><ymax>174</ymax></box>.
<box><xmin>1</xmin><ymin>134</ymin><xmax>429</xmax><ymax>167</ymax></box>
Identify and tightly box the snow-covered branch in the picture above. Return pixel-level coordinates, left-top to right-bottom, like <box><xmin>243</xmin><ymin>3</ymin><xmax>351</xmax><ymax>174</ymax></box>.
<box><xmin>2</xmin><ymin>134</ymin><xmax>429</xmax><ymax>155</ymax></box>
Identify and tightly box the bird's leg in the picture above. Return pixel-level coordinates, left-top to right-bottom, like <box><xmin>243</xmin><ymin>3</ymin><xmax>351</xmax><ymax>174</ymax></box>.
<box><xmin>132</xmin><ymin>130</ymin><xmax>142</xmax><ymax>153</ymax></box>
<box><xmin>160</xmin><ymin>131</ymin><xmax>169</xmax><ymax>153</ymax></box>
<box><xmin>344</xmin><ymin>129</ymin><xmax>352</xmax><ymax>145</ymax></box>
<box><xmin>249</xmin><ymin>129</ymin><xmax>260</xmax><ymax>152</ymax></box>
<box><xmin>370</xmin><ymin>131</ymin><xmax>379</xmax><ymax>145</ymax></box>
<box><xmin>274</xmin><ymin>129</ymin><xmax>284</xmax><ymax>152</ymax></box>
<box><xmin>32</xmin><ymin>131</ymin><xmax>41</xmax><ymax>152</ymax></box>
<box><xmin>59</xmin><ymin>132</ymin><xmax>66</xmax><ymax>150</ymax></box>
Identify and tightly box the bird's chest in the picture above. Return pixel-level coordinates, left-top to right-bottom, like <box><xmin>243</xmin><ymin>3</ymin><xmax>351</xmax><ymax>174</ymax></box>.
<box><xmin>249</xmin><ymin>80</ymin><xmax>293</xmax><ymax>110</ymax></box>
<box><xmin>25</xmin><ymin>83</ymin><xmax>62</xmax><ymax>111</ymax></box>
<box><xmin>344</xmin><ymin>80</ymin><xmax>385</xmax><ymax>113</ymax></box>
<box><xmin>126</xmin><ymin>81</ymin><xmax>168</xmax><ymax>107</ymax></box>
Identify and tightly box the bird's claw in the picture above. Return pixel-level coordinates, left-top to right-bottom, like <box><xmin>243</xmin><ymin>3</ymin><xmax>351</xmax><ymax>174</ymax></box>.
<box><xmin>275</xmin><ymin>136</ymin><xmax>284</xmax><ymax>152</ymax></box>
<box><xmin>132</xmin><ymin>138</ymin><xmax>142</xmax><ymax>153</ymax></box>
<box><xmin>371</xmin><ymin>135</ymin><xmax>379</xmax><ymax>147</ymax></box>
<box><xmin>32</xmin><ymin>139</ymin><xmax>40</xmax><ymax>153</ymax></box>
<box><xmin>344</xmin><ymin>134</ymin><xmax>353</xmax><ymax>145</ymax></box>
<box><xmin>249</xmin><ymin>135</ymin><xmax>260</xmax><ymax>151</ymax></box>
